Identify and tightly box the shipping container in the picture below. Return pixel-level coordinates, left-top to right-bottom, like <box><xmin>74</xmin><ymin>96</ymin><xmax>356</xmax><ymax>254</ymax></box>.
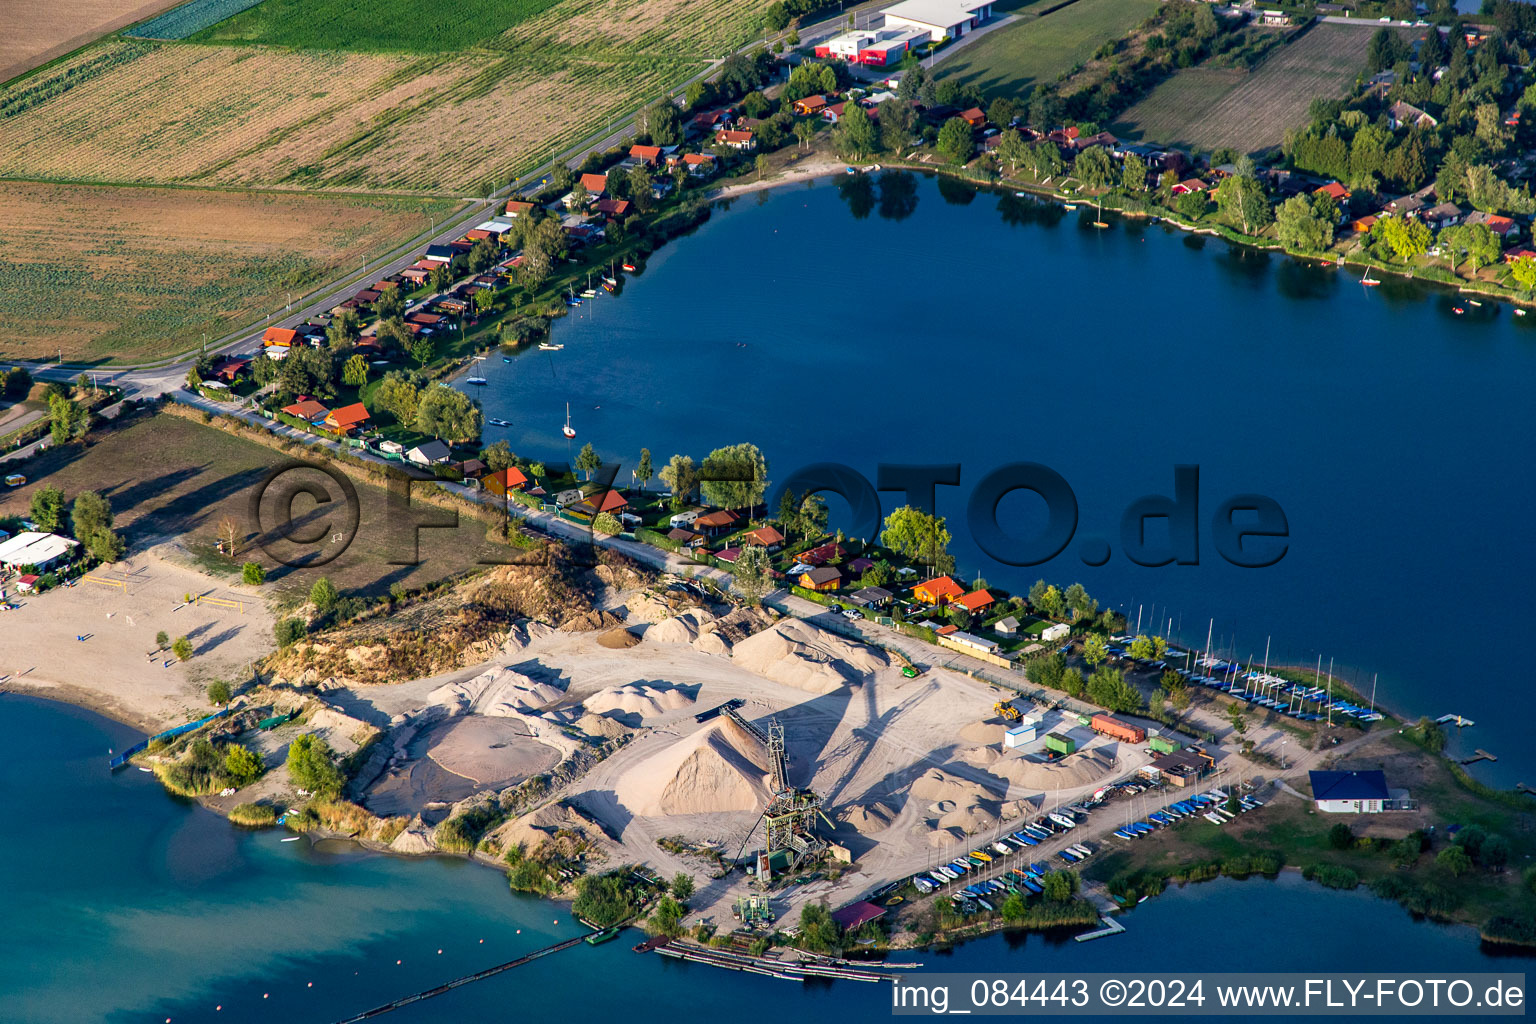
<box><xmin>1090</xmin><ymin>713</ymin><xmax>1147</xmax><ymax>744</ymax></box>
<box><xmin>1044</xmin><ymin>732</ymin><xmax>1077</xmax><ymax>755</ymax></box>
<box><xmin>1149</xmin><ymin>734</ymin><xmax>1180</xmax><ymax>754</ymax></box>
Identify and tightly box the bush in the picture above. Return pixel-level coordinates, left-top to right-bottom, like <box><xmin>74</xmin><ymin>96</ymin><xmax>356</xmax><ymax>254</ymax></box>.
<box><xmin>1303</xmin><ymin>864</ymin><xmax>1359</xmax><ymax>890</ymax></box>
<box><xmin>1327</xmin><ymin>823</ymin><xmax>1353</xmax><ymax>850</ymax></box>
<box><xmin>242</xmin><ymin>562</ymin><xmax>266</xmax><ymax>585</ymax></box>
<box><xmin>275</xmin><ymin>618</ymin><xmax>306</xmax><ymax>647</ymax></box>
<box><xmin>171</xmin><ymin>636</ymin><xmax>194</xmax><ymax>661</ymax></box>
<box><xmin>207</xmin><ymin>679</ymin><xmax>233</xmax><ymax>706</ymax></box>
<box><xmin>572</xmin><ymin>872</ymin><xmax>641</xmax><ymax>927</ymax></box>
<box><xmin>223</xmin><ymin>745</ymin><xmax>264</xmax><ymax>787</ymax></box>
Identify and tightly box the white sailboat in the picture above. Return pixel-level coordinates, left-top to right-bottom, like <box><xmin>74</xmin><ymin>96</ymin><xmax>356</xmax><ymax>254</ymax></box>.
<box><xmin>562</xmin><ymin>402</ymin><xmax>576</xmax><ymax>439</ymax></box>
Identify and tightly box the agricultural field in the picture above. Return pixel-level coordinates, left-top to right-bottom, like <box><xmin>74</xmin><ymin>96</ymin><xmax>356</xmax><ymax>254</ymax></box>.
<box><xmin>0</xmin><ymin>181</ymin><xmax>460</xmax><ymax>363</ymax></box>
<box><xmin>0</xmin><ymin>0</ymin><xmax>763</xmax><ymax>194</ymax></box>
<box><xmin>130</xmin><ymin>0</ymin><xmax>269</xmax><ymax>40</ymax></box>
<box><xmin>1111</xmin><ymin>23</ymin><xmax>1380</xmax><ymax>154</ymax></box>
<box><xmin>190</xmin><ymin>0</ymin><xmax>563</xmax><ymax>52</ymax></box>
<box><xmin>939</xmin><ymin>0</ymin><xmax>1161</xmax><ymax>99</ymax></box>
<box><xmin>0</xmin><ymin>0</ymin><xmax>182</xmax><ymax>84</ymax></box>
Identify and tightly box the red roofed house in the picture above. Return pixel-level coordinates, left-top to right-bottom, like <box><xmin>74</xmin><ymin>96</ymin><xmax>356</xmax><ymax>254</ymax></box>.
<box><xmin>578</xmin><ymin>489</ymin><xmax>628</xmax><ymax>516</ymax></box>
<box><xmin>953</xmin><ymin>589</ymin><xmax>995</xmax><ymax>614</ymax></box>
<box><xmin>324</xmin><ymin>402</ymin><xmax>370</xmax><ymax>434</ymax></box>
<box><xmin>1170</xmin><ymin>178</ymin><xmax>1210</xmax><ymax>195</ymax></box>
<box><xmin>680</xmin><ymin>153</ymin><xmax>716</xmax><ymax>177</ymax></box>
<box><xmin>263</xmin><ymin>326</ymin><xmax>299</xmax><ymax>348</ymax></box>
<box><xmin>505</xmin><ymin>200</ymin><xmax>535</xmax><ymax>217</ymax></box>
<box><xmin>629</xmin><ymin>144</ymin><xmax>662</xmax><ymax>165</ymax></box>
<box><xmin>694</xmin><ymin>509</ymin><xmax>740</xmax><ymax>536</ymax></box>
<box><xmin>798</xmin><ymin>542</ymin><xmax>846</xmax><ymax>566</ymax></box>
<box><xmin>744</xmin><ymin>525</ymin><xmax>785</xmax><ymax>551</ymax></box>
<box><xmin>793</xmin><ymin>95</ymin><xmax>828</xmax><ymax>116</ymax></box>
<box><xmin>914</xmin><ymin>575</ymin><xmax>965</xmax><ymax>606</ymax></box>
<box><xmin>483</xmin><ymin>467</ymin><xmax>530</xmax><ymax>496</ymax></box>
<box><xmin>579</xmin><ymin>172</ymin><xmax>608</xmax><ymax>196</ymax></box>
<box><xmin>1314</xmin><ymin>182</ymin><xmax>1351</xmax><ymax>203</ymax></box>
<box><xmin>959</xmin><ymin>106</ymin><xmax>986</xmax><ymax>128</ymax></box>
<box><xmin>282</xmin><ymin>399</ymin><xmax>329</xmax><ymax>422</ymax></box>
<box><xmin>593</xmin><ymin>198</ymin><xmax>632</xmax><ymax>219</ymax></box>
<box><xmin>715</xmin><ymin>129</ymin><xmax>757</xmax><ymax>151</ymax></box>
<box><xmin>1466</xmin><ymin>210</ymin><xmax>1520</xmax><ymax>239</ymax></box>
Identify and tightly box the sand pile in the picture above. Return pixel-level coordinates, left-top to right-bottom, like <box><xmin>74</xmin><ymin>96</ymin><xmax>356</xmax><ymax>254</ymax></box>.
<box><xmin>648</xmin><ymin>609</ymin><xmax>715</xmax><ymax>644</ymax></box>
<box><xmin>614</xmin><ymin>719</ymin><xmax>770</xmax><ymax>816</ymax></box>
<box><xmin>584</xmin><ymin>682</ymin><xmax>695</xmax><ymax>719</ymax></box>
<box><xmin>911</xmin><ymin>767</ymin><xmax>1000</xmax><ymax>835</ymax></box>
<box><xmin>730</xmin><ymin>619</ymin><xmax>889</xmax><ymax>694</ymax></box>
<box><xmin>843</xmin><ymin>800</ymin><xmax>898</xmax><ymax>835</ymax></box>
<box><xmin>988</xmin><ymin>750</ymin><xmax>1115</xmax><ymax>790</ymax></box>
<box><xmin>429</xmin><ymin>667</ymin><xmax>565</xmax><ymax>716</ymax></box>
<box><xmin>597</xmin><ymin>627</ymin><xmax>641</xmax><ymax>649</ymax></box>
<box><xmin>960</xmin><ymin>745</ymin><xmax>1000</xmax><ymax>767</ymax></box>
<box><xmin>491</xmin><ymin>800</ymin><xmax>608</xmax><ymax>855</ymax></box>
<box><xmin>959</xmin><ymin>721</ymin><xmax>1006</xmax><ymax>745</ymax></box>
<box><xmin>617</xmin><ymin>592</ymin><xmax>674</xmax><ymax>624</ymax></box>
<box><xmin>692</xmin><ymin>631</ymin><xmax>733</xmax><ymax>657</ymax></box>
<box><xmin>500</xmin><ymin>621</ymin><xmax>557</xmax><ymax>655</ymax></box>
<box><xmin>576</xmin><ymin>713</ymin><xmax>631</xmax><ymax>740</ymax></box>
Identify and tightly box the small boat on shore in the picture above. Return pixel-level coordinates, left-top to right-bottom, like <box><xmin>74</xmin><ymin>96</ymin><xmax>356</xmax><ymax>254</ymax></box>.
<box><xmin>489</xmin><ymin>418</ymin><xmax>511</xmax><ymax>427</ymax></box>
<box><xmin>465</xmin><ymin>376</ymin><xmax>488</xmax><ymax>385</ymax></box>
<box><xmin>281</xmin><ymin>837</ymin><xmax>300</xmax><ymax>843</ymax></box>
<box><xmin>538</xmin><ymin>342</ymin><xmax>563</xmax><ymax>351</ymax></box>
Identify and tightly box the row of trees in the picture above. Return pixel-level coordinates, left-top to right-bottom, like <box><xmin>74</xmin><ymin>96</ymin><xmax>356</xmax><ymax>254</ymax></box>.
<box><xmin>29</xmin><ymin>485</ymin><xmax>123</xmax><ymax>562</ymax></box>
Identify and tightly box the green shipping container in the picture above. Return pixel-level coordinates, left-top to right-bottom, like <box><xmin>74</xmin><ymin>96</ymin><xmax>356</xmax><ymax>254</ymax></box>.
<box><xmin>1045</xmin><ymin>732</ymin><xmax>1077</xmax><ymax>755</ymax></box>
<box><xmin>1149</xmin><ymin>735</ymin><xmax>1179</xmax><ymax>754</ymax></box>
<box><xmin>1075</xmin><ymin>714</ymin><xmax>1091</xmax><ymax>727</ymax></box>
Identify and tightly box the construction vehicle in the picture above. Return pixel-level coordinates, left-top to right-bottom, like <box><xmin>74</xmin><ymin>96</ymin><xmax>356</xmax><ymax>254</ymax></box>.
<box><xmin>993</xmin><ymin>701</ymin><xmax>1022</xmax><ymax>722</ymax></box>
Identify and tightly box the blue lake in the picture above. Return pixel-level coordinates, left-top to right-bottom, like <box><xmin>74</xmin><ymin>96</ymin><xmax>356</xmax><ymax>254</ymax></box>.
<box><xmin>2</xmin><ymin>694</ymin><xmax>1524</xmax><ymax>1023</ymax></box>
<box><xmin>470</xmin><ymin>171</ymin><xmax>1536</xmax><ymax>784</ymax></box>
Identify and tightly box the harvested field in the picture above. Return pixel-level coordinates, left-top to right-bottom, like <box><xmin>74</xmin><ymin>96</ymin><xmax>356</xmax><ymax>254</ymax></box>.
<box><xmin>0</xmin><ymin>181</ymin><xmax>458</xmax><ymax>362</ymax></box>
<box><xmin>0</xmin><ymin>413</ymin><xmax>511</xmax><ymax>602</ymax></box>
<box><xmin>0</xmin><ymin>40</ymin><xmax>693</xmax><ymax>193</ymax></box>
<box><xmin>1111</xmin><ymin>23</ymin><xmax>1381</xmax><ymax>154</ymax></box>
<box><xmin>940</xmin><ymin>0</ymin><xmax>1160</xmax><ymax>98</ymax></box>
<box><xmin>502</xmin><ymin>0</ymin><xmax>768</xmax><ymax>59</ymax></box>
<box><xmin>0</xmin><ymin>0</ymin><xmax>181</xmax><ymax>85</ymax></box>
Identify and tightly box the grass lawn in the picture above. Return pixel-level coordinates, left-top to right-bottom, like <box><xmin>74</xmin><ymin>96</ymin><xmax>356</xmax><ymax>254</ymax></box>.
<box><xmin>0</xmin><ymin>412</ymin><xmax>513</xmax><ymax>606</ymax></box>
<box><xmin>939</xmin><ymin>0</ymin><xmax>1161</xmax><ymax>99</ymax></box>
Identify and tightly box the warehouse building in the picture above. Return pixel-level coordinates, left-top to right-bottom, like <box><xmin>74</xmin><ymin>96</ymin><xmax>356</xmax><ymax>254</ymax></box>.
<box><xmin>814</xmin><ymin>25</ymin><xmax>926</xmax><ymax>65</ymax></box>
<box><xmin>879</xmin><ymin>0</ymin><xmax>994</xmax><ymax>42</ymax></box>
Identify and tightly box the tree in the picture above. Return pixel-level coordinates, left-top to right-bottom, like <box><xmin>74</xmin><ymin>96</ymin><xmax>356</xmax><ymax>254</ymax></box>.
<box><xmin>309</xmin><ymin>577</ymin><xmax>339</xmax><ymax>614</ymax></box>
<box><xmin>575</xmin><ymin>442</ymin><xmax>601</xmax><ymax>481</ymax></box>
<box><xmin>1328</xmin><ymin>823</ymin><xmax>1354</xmax><ymax>850</ymax></box>
<box><xmin>223</xmin><ymin>744</ymin><xmax>263</xmax><ymax>787</ymax></box>
<box><xmin>639</xmin><ymin>102</ymin><xmax>682</xmax><ymax>146</ymax></box>
<box><xmin>732</xmin><ymin>544</ymin><xmax>773</xmax><ymax>606</ymax></box>
<box><xmin>834</xmin><ymin>104</ymin><xmax>878</xmax><ymax>157</ymax></box>
<box><xmin>593</xmin><ymin>511</ymin><xmax>622</xmax><ymax>536</ymax></box>
<box><xmin>286</xmin><ymin>733</ymin><xmax>345</xmax><ymax>796</ymax></box>
<box><xmin>374</xmin><ymin>372</ymin><xmax>420</xmax><ymax>426</ymax></box>
<box><xmin>1509</xmin><ymin>254</ymin><xmax>1536</xmax><ymax>294</ymax></box>
<box><xmin>648</xmin><ymin>895</ymin><xmax>685</xmax><ymax>937</ymax></box>
<box><xmin>155</xmin><ymin>630</ymin><xmax>169</xmax><ymax>649</ymax></box>
<box><xmin>375</xmin><ymin>316</ymin><xmax>411</xmax><ymax>353</ymax></box>
<box><xmin>1064</xmin><ymin>582</ymin><xmax>1096</xmax><ymax>618</ymax></box>
<box><xmin>1041</xmin><ymin>870</ymin><xmax>1078</xmax><ymax>902</ymax></box>
<box><xmin>793</xmin><ymin>119</ymin><xmax>815</xmax><ymax>151</ymax></box>
<box><xmin>1482</xmin><ymin>834</ymin><xmax>1511</xmax><ymax>872</ymax></box>
<box><xmin>660</xmin><ymin>454</ymin><xmax>698</xmax><ymax>510</ymax></box>
<box><xmin>1128</xmin><ymin>635</ymin><xmax>1154</xmax><ymax>660</ymax></box>
<box><xmin>1000</xmin><ymin>891</ymin><xmax>1027</xmax><ymax>922</ymax></box>
<box><xmin>880</xmin><ymin>506</ymin><xmax>953</xmax><ymax>574</ymax></box>
<box><xmin>1226</xmin><ymin>705</ymin><xmax>1248</xmax><ymax>736</ymax></box>
<box><xmin>207</xmin><ymin>679</ymin><xmax>233</xmax><ymax>706</ymax></box>
<box><xmin>1275</xmin><ymin>194</ymin><xmax>1334</xmax><ymax>253</ymax></box>
<box><xmin>670</xmin><ymin>872</ymin><xmax>695</xmax><ymax>900</ymax></box>
<box><xmin>341</xmin><ymin>354</ymin><xmax>369</xmax><ymax>387</ymax></box>
<box><xmin>1176</xmin><ymin>188</ymin><xmax>1209</xmax><ymax>221</ymax></box>
<box><xmin>569</xmin><ymin>180</ymin><xmax>590</xmax><ymax>209</ymax></box>
<box><xmin>416</xmin><ymin>385</ymin><xmax>482</xmax><ymax>442</ymax></box>
<box><xmin>28</xmin><ymin>485</ymin><xmax>67</xmax><ymax>533</ymax></box>
<box><xmin>765</xmin><ymin>1</ymin><xmax>789</xmax><ymax>31</ymax></box>
<box><xmin>628</xmin><ymin>165</ymin><xmax>655</xmax><ymax>212</ymax></box>
<box><xmin>1376</xmin><ymin>215</ymin><xmax>1431</xmax><ymax>262</ymax></box>
<box><xmin>1074</xmin><ymin>146</ymin><xmax>1113</xmax><ymax>192</ymax></box>
<box><xmin>1160</xmin><ymin>669</ymin><xmax>1186</xmax><ymax>696</ymax></box>
<box><xmin>429</xmin><ymin>263</ymin><xmax>453</xmax><ymax>293</ymax></box>
<box><xmin>799</xmin><ymin>493</ymin><xmax>828</xmax><ymax>538</ymax></box>
<box><xmin>1121</xmin><ymin>152</ymin><xmax>1147</xmax><ymax>193</ymax></box>
<box><xmin>242</xmin><ymin>561</ymin><xmax>266</xmax><ymax>586</ymax></box>
<box><xmin>48</xmin><ymin>392</ymin><xmax>88</xmax><ymax>444</ymax></box>
<box><xmin>996</xmin><ymin>130</ymin><xmax>1029</xmax><ymax>176</ymax></box>
<box><xmin>71</xmin><ymin>490</ymin><xmax>123</xmax><ymax>562</ymax></box>
<box><xmin>374</xmin><ymin>286</ymin><xmax>404</xmax><ymax>322</ymax></box>
<box><xmin>937</xmin><ymin>117</ymin><xmax>974</xmax><ymax>164</ymax></box>
<box><xmin>172</xmin><ymin>636</ymin><xmax>194</xmax><ymax>661</ymax></box>
<box><xmin>636</xmin><ymin>448</ymin><xmax>653</xmax><ymax>491</ymax></box>
<box><xmin>409</xmin><ymin>334</ymin><xmax>436</xmax><ymax>368</ymax></box>
<box><xmin>1215</xmin><ymin>172</ymin><xmax>1272</xmax><ymax>235</ymax></box>
<box><xmin>699</xmin><ymin>442</ymin><xmax>769</xmax><ymax>510</ymax></box>
<box><xmin>215</xmin><ymin>516</ymin><xmax>241</xmax><ymax>558</ymax></box>
<box><xmin>1082</xmin><ymin>633</ymin><xmax>1108</xmax><ymax>666</ymax></box>
<box><xmin>1436</xmin><ymin>845</ymin><xmax>1473</xmax><ymax>878</ymax></box>
<box><xmin>481</xmin><ymin>440</ymin><xmax>516</xmax><ymax>471</ymax></box>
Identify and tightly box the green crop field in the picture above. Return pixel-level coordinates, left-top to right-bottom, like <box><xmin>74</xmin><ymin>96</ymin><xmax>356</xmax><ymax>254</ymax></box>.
<box><xmin>1111</xmin><ymin>23</ymin><xmax>1380</xmax><ymax>154</ymax></box>
<box><xmin>939</xmin><ymin>0</ymin><xmax>1160</xmax><ymax>99</ymax></box>
<box><xmin>190</xmin><ymin>0</ymin><xmax>565</xmax><ymax>52</ymax></box>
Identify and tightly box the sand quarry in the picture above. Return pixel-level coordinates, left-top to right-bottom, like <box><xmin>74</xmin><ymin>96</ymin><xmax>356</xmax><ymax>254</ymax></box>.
<box><xmin>334</xmin><ymin>594</ymin><xmax>1148</xmax><ymax>920</ymax></box>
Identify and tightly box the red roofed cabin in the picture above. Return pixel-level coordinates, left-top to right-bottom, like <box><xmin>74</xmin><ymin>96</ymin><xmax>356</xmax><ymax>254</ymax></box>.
<box><xmin>715</xmin><ymin>128</ymin><xmax>757</xmax><ymax>151</ymax></box>
<box><xmin>578</xmin><ymin>489</ymin><xmax>628</xmax><ymax>516</ymax></box>
<box><xmin>799</xmin><ymin>566</ymin><xmax>843</xmax><ymax>592</ymax></box>
<box><xmin>324</xmin><ymin>403</ymin><xmax>370</xmax><ymax>434</ymax></box>
<box><xmin>914</xmin><ymin>575</ymin><xmax>965</xmax><ymax>606</ymax></box>
<box><xmin>1314</xmin><ymin>182</ymin><xmax>1351</xmax><ymax>203</ymax></box>
<box><xmin>793</xmin><ymin>95</ymin><xmax>829</xmax><ymax>116</ymax></box>
<box><xmin>263</xmin><ymin>326</ymin><xmax>299</xmax><ymax>349</ymax></box>
<box><xmin>744</xmin><ymin>525</ymin><xmax>785</xmax><ymax>551</ymax></box>
<box><xmin>693</xmin><ymin>509</ymin><xmax>740</xmax><ymax>536</ymax></box>
<box><xmin>282</xmin><ymin>399</ymin><xmax>329</xmax><ymax>422</ymax></box>
<box><xmin>483</xmin><ymin>466</ymin><xmax>530</xmax><ymax>496</ymax></box>
<box><xmin>579</xmin><ymin>172</ymin><xmax>608</xmax><ymax>196</ymax></box>
<box><xmin>953</xmin><ymin>589</ymin><xmax>995</xmax><ymax>614</ymax></box>
<box><xmin>959</xmin><ymin>107</ymin><xmax>986</xmax><ymax>128</ymax></box>
<box><xmin>629</xmin><ymin>144</ymin><xmax>662</xmax><ymax>166</ymax></box>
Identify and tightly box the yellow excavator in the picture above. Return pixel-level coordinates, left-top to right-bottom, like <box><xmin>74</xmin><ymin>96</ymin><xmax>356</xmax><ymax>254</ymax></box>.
<box><xmin>993</xmin><ymin>701</ymin><xmax>1022</xmax><ymax>722</ymax></box>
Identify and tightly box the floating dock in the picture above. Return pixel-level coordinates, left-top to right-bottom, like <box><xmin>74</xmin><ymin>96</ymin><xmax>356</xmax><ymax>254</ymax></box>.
<box><xmin>1436</xmin><ymin>714</ymin><xmax>1475</xmax><ymax>727</ymax></box>
<box><xmin>1460</xmin><ymin>749</ymin><xmax>1497</xmax><ymax>766</ymax></box>
<box><xmin>649</xmin><ymin>940</ymin><xmax>900</xmax><ymax>983</ymax></box>
<box><xmin>1074</xmin><ymin>915</ymin><xmax>1126</xmax><ymax>942</ymax></box>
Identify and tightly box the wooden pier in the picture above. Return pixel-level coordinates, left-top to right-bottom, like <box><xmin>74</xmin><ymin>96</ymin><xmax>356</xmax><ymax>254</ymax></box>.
<box><xmin>1073</xmin><ymin>915</ymin><xmax>1126</xmax><ymax>942</ymax></box>
<box><xmin>1459</xmin><ymin>749</ymin><xmax>1497</xmax><ymax>766</ymax></box>
<box><xmin>648</xmin><ymin>940</ymin><xmax>904</xmax><ymax>983</ymax></box>
<box><xmin>1436</xmin><ymin>714</ymin><xmax>1475</xmax><ymax>728</ymax></box>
